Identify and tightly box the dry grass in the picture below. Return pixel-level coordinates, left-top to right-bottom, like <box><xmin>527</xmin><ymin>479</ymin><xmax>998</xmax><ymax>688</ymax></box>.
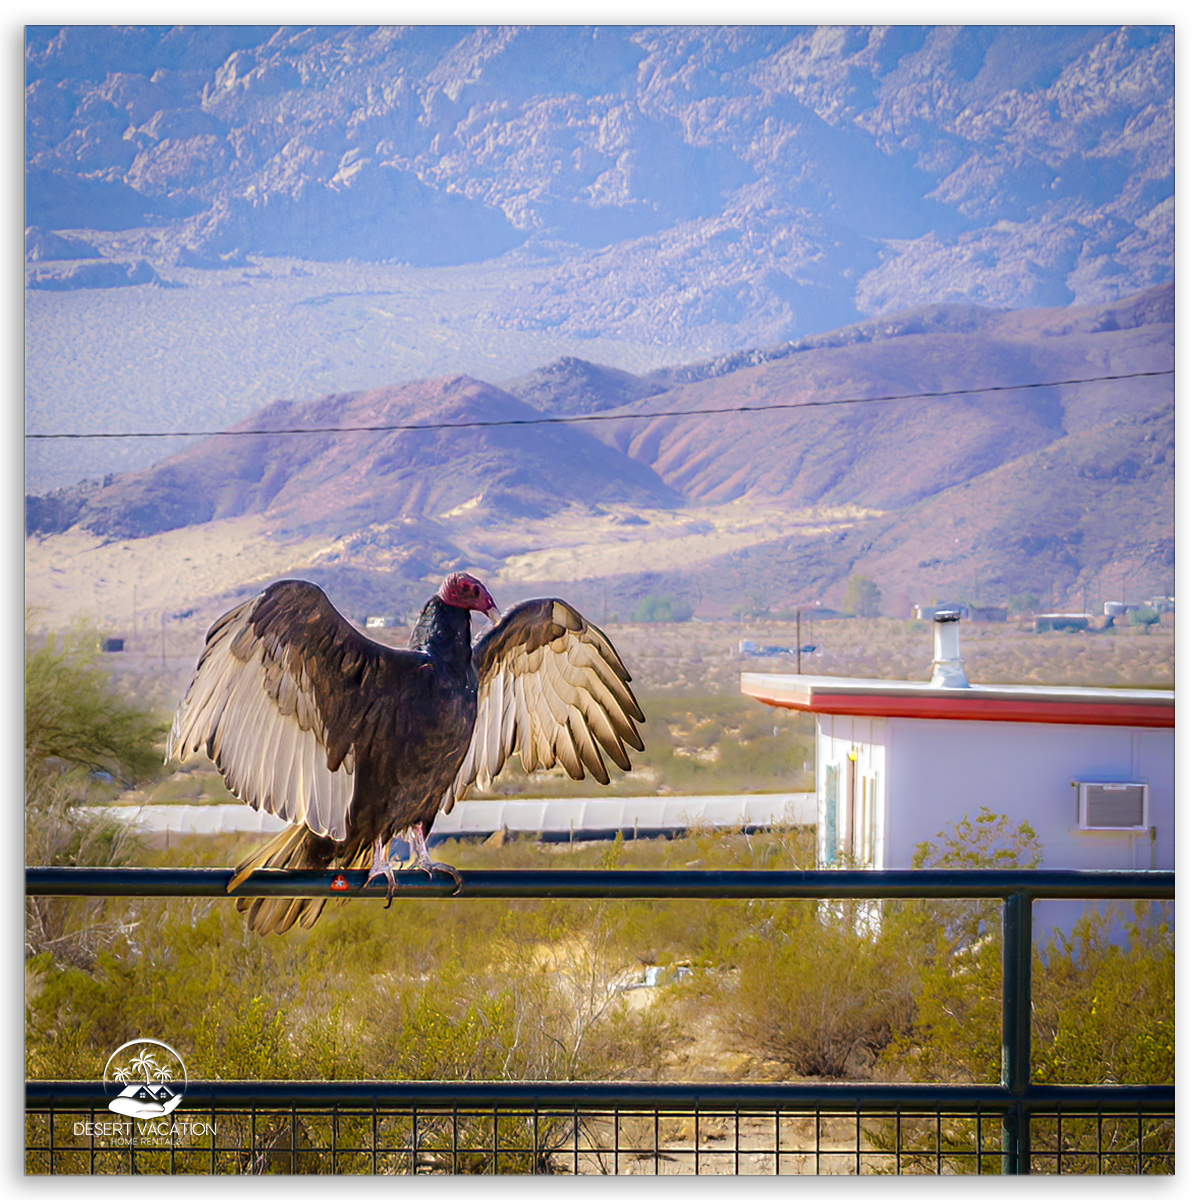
<box><xmin>617</xmin><ymin>615</ymin><xmax>1174</xmax><ymax>694</ymax></box>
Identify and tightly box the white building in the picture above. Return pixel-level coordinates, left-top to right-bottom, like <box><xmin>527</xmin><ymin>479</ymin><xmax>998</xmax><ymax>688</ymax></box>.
<box><xmin>742</xmin><ymin>614</ymin><xmax>1174</xmax><ymax>875</ymax></box>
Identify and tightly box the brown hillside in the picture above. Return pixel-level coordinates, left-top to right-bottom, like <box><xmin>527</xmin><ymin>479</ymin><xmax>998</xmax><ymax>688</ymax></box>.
<box><xmin>25</xmin><ymin>288</ymin><xmax>1173</xmax><ymax>625</ymax></box>
<box><xmin>601</xmin><ymin>403</ymin><xmax>1173</xmax><ymax>616</ymax></box>
<box><xmin>62</xmin><ymin>376</ymin><xmax>680</xmax><ymax>541</ymax></box>
<box><xmin>594</xmin><ymin>288</ymin><xmax>1172</xmax><ymax>512</ymax></box>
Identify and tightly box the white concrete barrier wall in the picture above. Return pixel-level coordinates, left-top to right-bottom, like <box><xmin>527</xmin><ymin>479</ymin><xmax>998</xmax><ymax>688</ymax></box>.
<box><xmin>103</xmin><ymin>794</ymin><xmax>817</xmax><ymax>838</ymax></box>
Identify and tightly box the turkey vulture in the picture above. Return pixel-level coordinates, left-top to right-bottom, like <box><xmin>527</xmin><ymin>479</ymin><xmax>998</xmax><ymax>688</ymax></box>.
<box><xmin>166</xmin><ymin>573</ymin><xmax>644</xmax><ymax>933</ymax></box>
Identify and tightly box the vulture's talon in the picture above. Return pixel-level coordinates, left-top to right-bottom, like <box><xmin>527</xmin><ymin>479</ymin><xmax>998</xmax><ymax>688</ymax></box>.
<box><xmin>410</xmin><ymin>854</ymin><xmax>462</xmax><ymax>892</ymax></box>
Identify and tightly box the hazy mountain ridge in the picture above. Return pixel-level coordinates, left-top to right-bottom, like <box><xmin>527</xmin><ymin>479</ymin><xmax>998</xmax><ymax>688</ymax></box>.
<box><xmin>25</xmin><ymin>25</ymin><xmax>1173</xmax><ymax>342</ymax></box>
<box><xmin>504</xmin><ymin>357</ymin><xmax>668</xmax><ymax>414</ymax></box>
<box><xmin>26</xmin><ymin>285</ymin><xmax>1173</xmax><ymax>618</ymax></box>
<box><xmin>589</xmin><ymin>285</ymin><xmax>1173</xmax><ymax>511</ymax></box>
<box><xmin>620</xmin><ymin>402</ymin><xmax>1175</xmax><ymax>616</ymax></box>
<box><xmin>30</xmin><ymin>376</ymin><xmax>680</xmax><ymax>543</ymax></box>
<box><xmin>642</xmin><ymin>282</ymin><xmax>1175</xmax><ymax>387</ymax></box>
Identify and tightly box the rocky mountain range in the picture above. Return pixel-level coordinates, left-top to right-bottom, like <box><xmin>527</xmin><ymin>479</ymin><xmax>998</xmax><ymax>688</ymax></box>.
<box><xmin>26</xmin><ymin>25</ymin><xmax>1173</xmax><ymax>340</ymax></box>
<box><xmin>26</xmin><ymin>284</ymin><xmax>1174</xmax><ymax>620</ymax></box>
<box><xmin>22</xmin><ymin>25</ymin><xmax>1174</xmax><ymax>623</ymax></box>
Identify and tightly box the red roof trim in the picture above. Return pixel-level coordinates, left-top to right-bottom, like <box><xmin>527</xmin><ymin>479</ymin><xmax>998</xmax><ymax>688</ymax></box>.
<box><xmin>741</xmin><ymin>683</ymin><xmax>1174</xmax><ymax>729</ymax></box>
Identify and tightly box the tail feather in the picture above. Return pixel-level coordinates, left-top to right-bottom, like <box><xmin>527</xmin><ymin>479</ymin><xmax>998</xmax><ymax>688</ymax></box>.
<box><xmin>230</xmin><ymin>825</ymin><xmax>373</xmax><ymax>935</ymax></box>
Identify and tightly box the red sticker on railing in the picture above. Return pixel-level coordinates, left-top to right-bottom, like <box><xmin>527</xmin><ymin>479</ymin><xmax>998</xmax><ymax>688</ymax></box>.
<box><xmin>330</xmin><ymin>875</ymin><xmax>349</xmax><ymax>891</ymax></box>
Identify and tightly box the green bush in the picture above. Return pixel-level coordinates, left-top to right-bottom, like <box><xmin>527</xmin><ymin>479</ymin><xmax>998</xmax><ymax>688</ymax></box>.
<box><xmin>717</xmin><ymin>902</ymin><xmax>918</xmax><ymax>1077</ymax></box>
<box><xmin>631</xmin><ymin>594</ymin><xmax>694</xmax><ymax>623</ymax></box>
<box><xmin>1130</xmin><ymin>607</ymin><xmax>1161</xmax><ymax>632</ymax></box>
<box><xmin>911</xmin><ymin>807</ymin><xmax>1042</xmax><ymax>956</ymax></box>
<box><xmin>25</xmin><ymin>618</ymin><xmax>166</xmax><ymax>782</ymax></box>
<box><xmin>882</xmin><ymin>808</ymin><xmax>1043</xmax><ymax>1083</ymax></box>
<box><xmin>1033</xmin><ymin>904</ymin><xmax>1174</xmax><ymax>1086</ymax></box>
<box><xmin>871</xmin><ymin>813</ymin><xmax>1173</xmax><ymax>1169</ymax></box>
<box><xmin>844</xmin><ymin>575</ymin><xmax>882</xmax><ymax>618</ymax></box>
<box><xmin>732</xmin><ymin>594</ymin><xmax>772</xmax><ymax>620</ymax></box>
<box><xmin>863</xmin><ymin>809</ymin><xmax>1175</xmax><ymax>1092</ymax></box>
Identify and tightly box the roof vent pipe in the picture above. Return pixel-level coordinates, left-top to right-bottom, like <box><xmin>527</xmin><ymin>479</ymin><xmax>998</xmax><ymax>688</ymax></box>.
<box><xmin>931</xmin><ymin>610</ymin><xmax>970</xmax><ymax>688</ymax></box>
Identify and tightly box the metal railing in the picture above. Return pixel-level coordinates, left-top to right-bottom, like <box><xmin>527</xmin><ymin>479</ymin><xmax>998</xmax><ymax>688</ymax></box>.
<box><xmin>25</xmin><ymin>866</ymin><xmax>1174</xmax><ymax>1175</ymax></box>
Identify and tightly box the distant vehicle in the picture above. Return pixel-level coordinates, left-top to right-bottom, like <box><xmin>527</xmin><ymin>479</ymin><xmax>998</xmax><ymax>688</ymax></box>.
<box><xmin>739</xmin><ymin>640</ymin><xmax>794</xmax><ymax>658</ymax></box>
<box><xmin>1034</xmin><ymin>614</ymin><xmax>1091</xmax><ymax>634</ymax></box>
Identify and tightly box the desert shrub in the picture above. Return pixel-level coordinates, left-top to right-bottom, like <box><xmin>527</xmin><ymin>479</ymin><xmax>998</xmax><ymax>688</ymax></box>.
<box><xmin>1130</xmin><ymin>607</ymin><xmax>1161</xmax><ymax>632</ymax></box>
<box><xmin>1033</xmin><ymin>903</ymin><xmax>1174</xmax><ymax>1086</ymax></box>
<box><xmin>25</xmin><ymin>618</ymin><xmax>166</xmax><ymax>782</ymax></box>
<box><xmin>716</xmin><ymin>902</ymin><xmax>918</xmax><ymax>1077</ymax></box>
<box><xmin>911</xmin><ymin>806</ymin><xmax>1042</xmax><ymax>955</ymax></box>
<box><xmin>877</xmin><ymin>901</ymin><xmax>1175</xmax><ymax>1169</ymax></box>
<box><xmin>24</xmin><ymin>770</ymin><xmax>145</xmax><ymax>969</ymax></box>
<box><xmin>631</xmin><ymin>594</ymin><xmax>693</xmax><ymax>623</ymax></box>
<box><xmin>878</xmin><ymin>811</ymin><xmax>1172</xmax><ymax>1165</ymax></box>
<box><xmin>883</xmin><ymin>924</ymin><xmax>1005</xmax><ymax>1084</ymax></box>
<box><xmin>690</xmin><ymin>816</ymin><xmax>916</xmax><ymax>1079</ymax></box>
<box><xmin>877</xmin><ymin>808</ymin><xmax>1044</xmax><ymax>1083</ymax></box>
<box><xmin>872</xmin><ymin>814</ymin><xmax>1173</xmax><ymax>1168</ymax></box>
<box><xmin>24</xmin><ymin>873</ymin><xmax>678</xmax><ymax>1089</ymax></box>
<box><xmin>913</xmin><ymin>806</ymin><xmax>1042</xmax><ymax>873</ymax></box>
<box><xmin>844</xmin><ymin>575</ymin><xmax>882</xmax><ymax>618</ymax></box>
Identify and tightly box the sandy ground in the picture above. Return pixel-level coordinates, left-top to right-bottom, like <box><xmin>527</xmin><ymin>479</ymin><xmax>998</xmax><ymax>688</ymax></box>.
<box><xmin>23</xmin><ymin>500</ymin><xmax>879</xmax><ymax>634</ymax></box>
<box><xmin>482</xmin><ymin>501</ymin><xmax>878</xmax><ymax>586</ymax></box>
<box><xmin>544</xmin><ymin>1112</ymin><xmax>873</xmax><ymax>1176</ymax></box>
<box><xmin>24</xmin><ymin>509</ymin><xmax>1173</xmax><ymax>714</ymax></box>
<box><xmin>24</xmin><ymin>516</ymin><xmax>336</xmax><ymax>633</ymax></box>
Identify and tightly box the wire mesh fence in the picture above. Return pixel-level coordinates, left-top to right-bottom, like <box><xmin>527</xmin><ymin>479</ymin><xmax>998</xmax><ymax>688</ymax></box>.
<box><xmin>25</xmin><ymin>1092</ymin><xmax>1174</xmax><ymax>1175</ymax></box>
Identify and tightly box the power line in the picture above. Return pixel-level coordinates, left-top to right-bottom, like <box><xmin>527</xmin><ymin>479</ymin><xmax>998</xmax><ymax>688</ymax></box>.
<box><xmin>24</xmin><ymin>368</ymin><xmax>1173</xmax><ymax>442</ymax></box>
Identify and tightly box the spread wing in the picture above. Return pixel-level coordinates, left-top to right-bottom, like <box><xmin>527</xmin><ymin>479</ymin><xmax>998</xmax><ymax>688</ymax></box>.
<box><xmin>166</xmin><ymin>580</ymin><xmax>414</xmax><ymax>841</ymax></box>
<box><xmin>441</xmin><ymin>598</ymin><xmax>644</xmax><ymax>812</ymax></box>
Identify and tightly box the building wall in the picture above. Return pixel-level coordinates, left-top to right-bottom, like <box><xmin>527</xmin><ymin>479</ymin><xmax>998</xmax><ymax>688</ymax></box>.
<box><xmin>816</xmin><ymin>715</ymin><xmax>1173</xmax><ymax>872</ymax></box>
<box><xmin>816</xmin><ymin>714</ymin><xmax>891</xmax><ymax>868</ymax></box>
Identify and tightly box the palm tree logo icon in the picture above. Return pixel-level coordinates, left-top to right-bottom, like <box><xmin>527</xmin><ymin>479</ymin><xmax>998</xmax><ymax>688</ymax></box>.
<box><xmin>103</xmin><ymin>1039</ymin><xmax>188</xmax><ymax>1118</ymax></box>
<box><xmin>130</xmin><ymin>1048</ymin><xmax>157</xmax><ymax>1082</ymax></box>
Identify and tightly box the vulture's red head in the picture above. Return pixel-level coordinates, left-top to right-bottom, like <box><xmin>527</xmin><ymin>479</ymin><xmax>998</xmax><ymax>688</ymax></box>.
<box><xmin>438</xmin><ymin>573</ymin><xmax>500</xmax><ymax>622</ymax></box>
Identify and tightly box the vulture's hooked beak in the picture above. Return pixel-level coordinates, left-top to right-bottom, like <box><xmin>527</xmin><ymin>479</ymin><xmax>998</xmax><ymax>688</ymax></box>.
<box><xmin>484</xmin><ymin>604</ymin><xmax>501</xmax><ymax>625</ymax></box>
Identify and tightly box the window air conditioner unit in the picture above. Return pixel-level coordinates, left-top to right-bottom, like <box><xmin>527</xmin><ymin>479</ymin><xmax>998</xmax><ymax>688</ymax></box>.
<box><xmin>1075</xmin><ymin>781</ymin><xmax>1148</xmax><ymax>831</ymax></box>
